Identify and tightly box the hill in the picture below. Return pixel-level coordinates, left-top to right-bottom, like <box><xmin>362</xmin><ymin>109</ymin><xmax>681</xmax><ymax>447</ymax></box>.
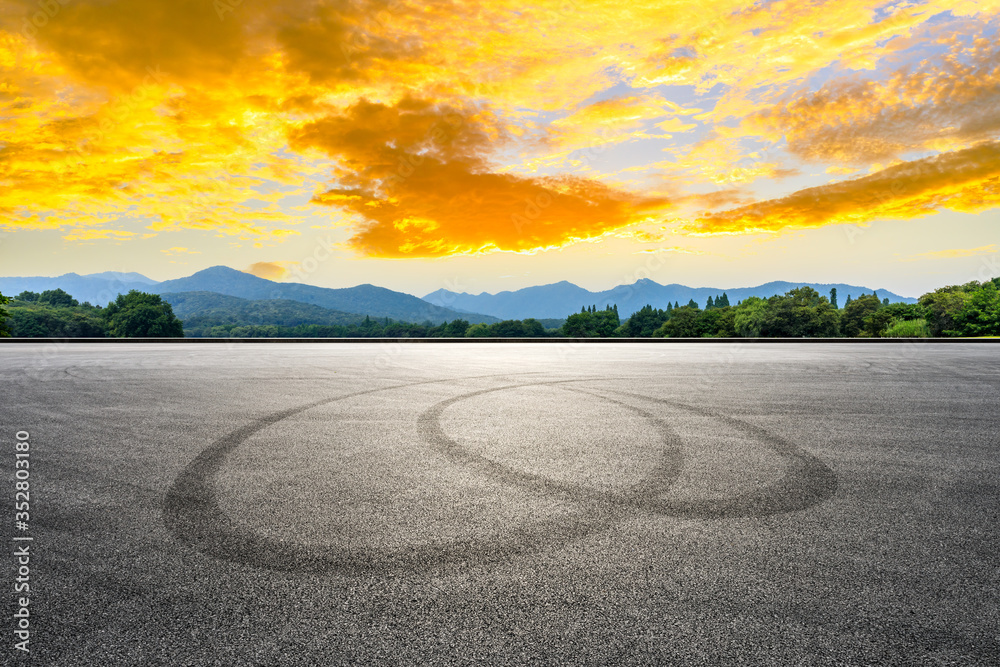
<box><xmin>161</xmin><ymin>291</ymin><xmax>369</xmax><ymax>336</ymax></box>
<box><xmin>423</xmin><ymin>279</ymin><xmax>918</xmax><ymax>320</ymax></box>
<box><xmin>156</xmin><ymin>266</ymin><xmax>497</xmax><ymax>325</ymax></box>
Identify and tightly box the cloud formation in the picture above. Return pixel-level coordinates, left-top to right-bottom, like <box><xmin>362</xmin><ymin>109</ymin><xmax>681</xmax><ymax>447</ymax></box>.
<box><xmin>903</xmin><ymin>244</ymin><xmax>998</xmax><ymax>261</ymax></box>
<box><xmin>1</xmin><ymin>0</ymin><xmax>998</xmax><ymax>258</ymax></box>
<box><xmin>745</xmin><ymin>32</ymin><xmax>1000</xmax><ymax>165</ymax></box>
<box><xmin>291</xmin><ymin>98</ymin><xmax>670</xmax><ymax>256</ymax></box>
<box><xmin>686</xmin><ymin>141</ymin><xmax>1000</xmax><ymax>234</ymax></box>
<box><xmin>244</xmin><ymin>261</ymin><xmax>291</xmax><ymax>280</ymax></box>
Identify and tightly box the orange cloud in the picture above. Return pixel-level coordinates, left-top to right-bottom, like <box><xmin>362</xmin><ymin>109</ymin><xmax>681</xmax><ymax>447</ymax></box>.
<box><xmin>2</xmin><ymin>0</ymin><xmax>999</xmax><ymax>255</ymax></box>
<box><xmin>291</xmin><ymin>98</ymin><xmax>671</xmax><ymax>257</ymax></box>
<box><xmin>686</xmin><ymin>141</ymin><xmax>1000</xmax><ymax>234</ymax></box>
<box><xmin>244</xmin><ymin>261</ymin><xmax>290</xmax><ymax>280</ymax></box>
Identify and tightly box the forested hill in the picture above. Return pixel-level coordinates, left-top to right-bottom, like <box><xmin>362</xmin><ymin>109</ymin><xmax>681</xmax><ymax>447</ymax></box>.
<box><xmin>156</xmin><ymin>266</ymin><xmax>498</xmax><ymax>325</ymax></box>
<box><xmin>423</xmin><ymin>279</ymin><xmax>917</xmax><ymax>320</ymax></box>
<box><xmin>161</xmin><ymin>292</ymin><xmax>367</xmax><ymax>337</ymax></box>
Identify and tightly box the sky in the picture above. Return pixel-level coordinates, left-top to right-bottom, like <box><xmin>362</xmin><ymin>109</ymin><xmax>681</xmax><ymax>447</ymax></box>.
<box><xmin>1</xmin><ymin>0</ymin><xmax>998</xmax><ymax>298</ymax></box>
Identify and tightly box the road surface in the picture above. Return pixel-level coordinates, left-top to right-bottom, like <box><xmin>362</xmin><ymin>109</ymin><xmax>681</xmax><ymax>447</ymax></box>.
<box><xmin>1</xmin><ymin>343</ymin><xmax>997</xmax><ymax>665</ymax></box>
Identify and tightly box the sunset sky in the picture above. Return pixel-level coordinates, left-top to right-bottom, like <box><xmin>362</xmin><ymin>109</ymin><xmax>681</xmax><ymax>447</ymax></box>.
<box><xmin>1</xmin><ymin>0</ymin><xmax>998</xmax><ymax>297</ymax></box>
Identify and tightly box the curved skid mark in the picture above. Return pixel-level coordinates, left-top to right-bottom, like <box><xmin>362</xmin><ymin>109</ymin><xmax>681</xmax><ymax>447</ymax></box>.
<box><xmin>164</xmin><ymin>374</ymin><xmax>838</xmax><ymax>576</ymax></box>
<box><xmin>417</xmin><ymin>380</ymin><xmax>686</xmax><ymax>506</ymax></box>
<box><xmin>425</xmin><ymin>382</ymin><xmax>837</xmax><ymax>520</ymax></box>
<box><xmin>580</xmin><ymin>387</ymin><xmax>839</xmax><ymax>518</ymax></box>
<box><xmin>163</xmin><ymin>373</ymin><xmax>613</xmax><ymax>575</ymax></box>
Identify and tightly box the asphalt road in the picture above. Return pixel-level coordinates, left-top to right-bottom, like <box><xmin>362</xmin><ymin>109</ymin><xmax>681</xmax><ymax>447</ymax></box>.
<box><xmin>1</xmin><ymin>343</ymin><xmax>998</xmax><ymax>665</ymax></box>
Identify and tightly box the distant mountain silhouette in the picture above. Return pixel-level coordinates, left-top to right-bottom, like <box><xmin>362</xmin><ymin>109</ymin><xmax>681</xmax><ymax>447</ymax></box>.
<box><xmin>81</xmin><ymin>271</ymin><xmax>159</xmax><ymax>285</ymax></box>
<box><xmin>423</xmin><ymin>278</ymin><xmax>918</xmax><ymax>319</ymax></box>
<box><xmin>0</xmin><ymin>272</ymin><xmax>159</xmax><ymax>306</ymax></box>
<box><xmin>156</xmin><ymin>266</ymin><xmax>497</xmax><ymax>324</ymax></box>
<box><xmin>2</xmin><ymin>266</ymin><xmax>917</xmax><ymax>324</ymax></box>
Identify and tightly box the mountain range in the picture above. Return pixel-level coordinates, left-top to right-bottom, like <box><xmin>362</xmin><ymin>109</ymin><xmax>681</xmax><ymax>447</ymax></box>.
<box><xmin>0</xmin><ymin>267</ymin><xmax>498</xmax><ymax>325</ymax></box>
<box><xmin>1</xmin><ymin>267</ymin><xmax>917</xmax><ymax>325</ymax></box>
<box><xmin>423</xmin><ymin>279</ymin><xmax>917</xmax><ymax>320</ymax></box>
<box><xmin>153</xmin><ymin>267</ymin><xmax>498</xmax><ymax>324</ymax></box>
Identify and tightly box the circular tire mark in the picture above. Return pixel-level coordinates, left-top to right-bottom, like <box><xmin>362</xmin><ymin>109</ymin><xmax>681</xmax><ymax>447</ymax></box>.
<box><xmin>164</xmin><ymin>374</ymin><xmax>625</xmax><ymax>575</ymax></box>
<box><xmin>423</xmin><ymin>381</ymin><xmax>837</xmax><ymax>519</ymax></box>
<box><xmin>164</xmin><ymin>376</ymin><xmax>837</xmax><ymax>575</ymax></box>
<box><xmin>573</xmin><ymin>387</ymin><xmax>838</xmax><ymax>518</ymax></box>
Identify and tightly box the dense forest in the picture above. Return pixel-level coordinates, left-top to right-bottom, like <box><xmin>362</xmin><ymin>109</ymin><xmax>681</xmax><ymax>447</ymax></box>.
<box><xmin>0</xmin><ymin>289</ymin><xmax>183</xmax><ymax>338</ymax></box>
<box><xmin>1</xmin><ymin>278</ymin><xmax>998</xmax><ymax>338</ymax></box>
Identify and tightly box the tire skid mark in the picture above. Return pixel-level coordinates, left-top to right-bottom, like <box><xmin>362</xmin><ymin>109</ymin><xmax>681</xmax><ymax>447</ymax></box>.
<box><xmin>164</xmin><ymin>375</ymin><xmax>837</xmax><ymax>575</ymax></box>
<box><xmin>572</xmin><ymin>387</ymin><xmax>839</xmax><ymax>518</ymax></box>
<box><xmin>417</xmin><ymin>379</ymin><xmax>686</xmax><ymax>507</ymax></box>
<box><xmin>163</xmin><ymin>372</ymin><xmax>611</xmax><ymax>575</ymax></box>
<box><xmin>428</xmin><ymin>382</ymin><xmax>837</xmax><ymax>520</ymax></box>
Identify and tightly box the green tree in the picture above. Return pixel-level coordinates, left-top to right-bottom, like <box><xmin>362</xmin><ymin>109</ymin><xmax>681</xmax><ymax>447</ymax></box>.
<box><xmin>919</xmin><ymin>284</ymin><xmax>975</xmax><ymax>336</ymax></box>
<box><xmin>733</xmin><ymin>296</ymin><xmax>768</xmax><ymax>337</ymax></box>
<box><xmin>0</xmin><ymin>292</ymin><xmax>10</xmax><ymax>337</ymax></box>
<box><xmin>103</xmin><ymin>291</ymin><xmax>184</xmax><ymax>338</ymax></box>
<box><xmin>562</xmin><ymin>305</ymin><xmax>620</xmax><ymax>337</ymax></box>
<box><xmin>841</xmin><ymin>293</ymin><xmax>882</xmax><ymax>337</ymax></box>
<box><xmin>758</xmin><ymin>287</ymin><xmax>839</xmax><ymax>337</ymax></box>
<box><xmin>654</xmin><ymin>305</ymin><xmax>703</xmax><ymax>337</ymax></box>
<box><xmin>686</xmin><ymin>298</ymin><xmax>698</xmax><ymax>308</ymax></box>
<box><xmin>705</xmin><ymin>295</ymin><xmax>715</xmax><ymax>309</ymax></box>
<box><xmin>718</xmin><ymin>293</ymin><xmax>730</xmax><ymax>308</ymax></box>
<box><xmin>520</xmin><ymin>318</ymin><xmax>546</xmax><ymax>337</ymax></box>
<box><xmin>444</xmin><ymin>319</ymin><xmax>470</xmax><ymax>337</ymax></box>
<box><xmin>39</xmin><ymin>288</ymin><xmax>78</xmax><ymax>307</ymax></box>
<box><xmin>699</xmin><ymin>307</ymin><xmax>736</xmax><ymax>337</ymax></box>
<box><xmin>949</xmin><ymin>281</ymin><xmax>1000</xmax><ymax>336</ymax></box>
<box><xmin>491</xmin><ymin>319</ymin><xmax>529</xmax><ymax>337</ymax></box>
<box><xmin>595</xmin><ymin>305</ymin><xmax>620</xmax><ymax>337</ymax></box>
<box><xmin>829</xmin><ymin>288</ymin><xmax>838</xmax><ymax>309</ymax></box>
<box><xmin>465</xmin><ymin>323</ymin><xmax>491</xmax><ymax>337</ymax></box>
<box><xmin>617</xmin><ymin>305</ymin><xmax>669</xmax><ymax>337</ymax></box>
<box><xmin>15</xmin><ymin>291</ymin><xmax>40</xmax><ymax>303</ymax></box>
<box><xmin>562</xmin><ymin>310</ymin><xmax>595</xmax><ymax>336</ymax></box>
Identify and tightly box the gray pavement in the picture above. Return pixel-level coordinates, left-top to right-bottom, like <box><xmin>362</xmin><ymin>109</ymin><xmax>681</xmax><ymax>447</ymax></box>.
<box><xmin>1</xmin><ymin>343</ymin><xmax>998</xmax><ymax>665</ymax></box>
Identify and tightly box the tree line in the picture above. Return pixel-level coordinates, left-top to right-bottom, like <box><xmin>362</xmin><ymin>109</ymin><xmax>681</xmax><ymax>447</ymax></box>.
<box><xmin>0</xmin><ymin>289</ymin><xmax>183</xmax><ymax>338</ymax></box>
<box><xmin>1</xmin><ymin>278</ymin><xmax>999</xmax><ymax>338</ymax></box>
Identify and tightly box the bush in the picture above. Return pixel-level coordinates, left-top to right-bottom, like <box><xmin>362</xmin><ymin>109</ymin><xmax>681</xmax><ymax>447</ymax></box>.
<box><xmin>882</xmin><ymin>318</ymin><xmax>930</xmax><ymax>338</ymax></box>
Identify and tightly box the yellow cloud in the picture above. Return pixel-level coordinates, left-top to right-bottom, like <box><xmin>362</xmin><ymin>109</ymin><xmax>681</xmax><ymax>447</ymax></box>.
<box><xmin>291</xmin><ymin>98</ymin><xmax>672</xmax><ymax>257</ymax></box>
<box><xmin>903</xmin><ymin>244</ymin><xmax>998</xmax><ymax>261</ymax></box>
<box><xmin>636</xmin><ymin>246</ymin><xmax>707</xmax><ymax>255</ymax></box>
<box><xmin>244</xmin><ymin>261</ymin><xmax>291</xmax><ymax>281</ymax></box>
<box><xmin>686</xmin><ymin>141</ymin><xmax>1000</xmax><ymax>234</ymax></box>
<box><xmin>1</xmin><ymin>0</ymin><xmax>999</xmax><ymax>255</ymax></box>
<box><xmin>60</xmin><ymin>229</ymin><xmax>136</xmax><ymax>241</ymax></box>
